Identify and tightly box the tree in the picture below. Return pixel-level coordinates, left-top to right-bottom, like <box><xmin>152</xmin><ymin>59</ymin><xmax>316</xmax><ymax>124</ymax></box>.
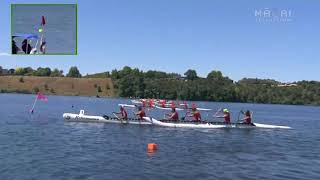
<box><xmin>66</xmin><ymin>66</ymin><xmax>81</xmax><ymax>78</ymax></box>
<box><xmin>51</xmin><ymin>68</ymin><xmax>64</xmax><ymax>77</ymax></box>
<box><xmin>15</xmin><ymin>67</ymin><xmax>27</xmax><ymax>75</ymax></box>
<box><xmin>8</xmin><ymin>69</ymin><xmax>15</xmax><ymax>74</ymax></box>
<box><xmin>24</xmin><ymin>67</ymin><xmax>34</xmax><ymax>76</ymax></box>
<box><xmin>19</xmin><ymin>77</ymin><xmax>24</xmax><ymax>83</ymax></box>
<box><xmin>33</xmin><ymin>67</ymin><xmax>51</xmax><ymax>76</ymax></box>
<box><xmin>97</xmin><ymin>86</ymin><xmax>102</xmax><ymax>92</ymax></box>
<box><xmin>207</xmin><ymin>70</ymin><xmax>223</xmax><ymax>80</ymax></box>
<box><xmin>111</xmin><ymin>69</ymin><xmax>120</xmax><ymax>79</ymax></box>
<box><xmin>33</xmin><ymin>87</ymin><xmax>40</xmax><ymax>93</ymax></box>
<box><xmin>184</xmin><ymin>69</ymin><xmax>198</xmax><ymax>80</ymax></box>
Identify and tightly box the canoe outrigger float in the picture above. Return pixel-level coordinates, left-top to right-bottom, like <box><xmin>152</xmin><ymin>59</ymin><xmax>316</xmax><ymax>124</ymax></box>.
<box><xmin>63</xmin><ymin>110</ymin><xmax>291</xmax><ymax>129</ymax></box>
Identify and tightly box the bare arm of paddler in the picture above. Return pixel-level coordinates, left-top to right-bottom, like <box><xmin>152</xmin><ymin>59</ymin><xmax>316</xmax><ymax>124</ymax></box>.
<box><xmin>135</xmin><ymin>107</ymin><xmax>146</xmax><ymax>119</ymax></box>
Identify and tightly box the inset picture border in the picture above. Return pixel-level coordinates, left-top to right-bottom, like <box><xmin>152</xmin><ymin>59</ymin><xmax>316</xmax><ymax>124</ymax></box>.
<box><xmin>11</xmin><ymin>4</ymin><xmax>78</xmax><ymax>55</ymax></box>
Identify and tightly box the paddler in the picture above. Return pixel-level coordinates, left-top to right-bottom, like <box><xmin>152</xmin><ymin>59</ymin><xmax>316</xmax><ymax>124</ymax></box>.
<box><xmin>12</xmin><ymin>40</ymin><xmax>20</xmax><ymax>54</ymax></box>
<box><xmin>165</xmin><ymin>107</ymin><xmax>179</xmax><ymax>121</ymax></box>
<box><xmin>135</xmin><ymin>106</ymin><xmax>146</xmax><ymax>119</ymax></box>
<box><xmin>22</xmin><ymin>39</ymin><xmax>33</xmax><ymax>54</ymax></box>
<box><xmin>115</xmin><ymin>106</ymin><xmax>128</xmax><ymax>119</ymax></box>
<box><xmin>216</xmin><ymin>108</ymin><xmax>231</xmax><ymax>124</ymax></box>
<box><xmin>188</xmin><ymin>107</ymin><xmax>201</xmax><ymax>121</ymax></box>
<box><xmin>240</xmin><ymin>110</ymin><xmax>252</xmax><ymax>124</ymax></box>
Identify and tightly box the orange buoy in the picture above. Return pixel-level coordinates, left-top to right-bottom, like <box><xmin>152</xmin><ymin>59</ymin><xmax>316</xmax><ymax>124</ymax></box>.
<box><xmin>147</xmin><ymin>143</ymin><xmax>158</xmax><ymax>152</ymax></box>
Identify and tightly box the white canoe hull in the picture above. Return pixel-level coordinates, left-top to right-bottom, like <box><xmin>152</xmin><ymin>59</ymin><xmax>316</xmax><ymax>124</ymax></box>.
<box><xmin>63</xmin><ymin>110</ymin><xmax>291</xmax><ymax>129</ymax></box>
<box><xmin>143</xmin><ymin>117</ymin><xmax>291</xmax><ymax>129</ymax></box>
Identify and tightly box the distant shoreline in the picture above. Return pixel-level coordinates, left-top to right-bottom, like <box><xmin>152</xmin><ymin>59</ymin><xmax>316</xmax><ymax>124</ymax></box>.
<box><xmin>1</xmin><ymin>65</ymin><xmax>320</xmax><ymax>106</ymax></box>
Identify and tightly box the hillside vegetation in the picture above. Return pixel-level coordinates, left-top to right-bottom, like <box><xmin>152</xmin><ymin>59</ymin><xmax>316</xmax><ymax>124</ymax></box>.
<box><xmin>0</xmin><ymin>76</ymin><xmax>114</xmax><ymax>97</ymax></box>
<box><xmin>1</xmin><ymin>65</ymin><xmax>320</xmax><ymax>106</ymax></box>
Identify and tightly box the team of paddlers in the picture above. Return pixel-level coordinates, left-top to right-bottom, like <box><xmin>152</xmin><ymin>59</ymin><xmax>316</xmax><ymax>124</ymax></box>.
<box><xmin>114</xmin><ymin>103</ymin><xmax>252</xmax><ymax>124</ymax></box>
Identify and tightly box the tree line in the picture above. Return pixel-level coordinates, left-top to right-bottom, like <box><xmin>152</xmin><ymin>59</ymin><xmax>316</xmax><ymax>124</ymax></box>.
<box><xmin>109</xmin><ymin>66</ymin><xmax>320</xmax><ymax>106</ymax></box>
<box><xmin>0</xmin><ymin>66</ymin><xmax>81</xmax><ymax>78</ymax></box>
<box><xmin>1</xmin><ymin>65</ymin><xmax>320</xmax><ymax>105</ymax></box>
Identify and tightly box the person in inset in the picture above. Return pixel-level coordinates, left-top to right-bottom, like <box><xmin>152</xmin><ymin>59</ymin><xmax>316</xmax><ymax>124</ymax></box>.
<box><xmin>22</xmin><ymin>39</ymin><xmax>32</xmax><ymax>54</ymax></box>
<box><xmin>40</xmin><ymin>41</ymin><xmax>46</xmax><ymax>54</ymax></box>
<box><xmin>188</xmin><ymin>107</ymin><xmax>201</xmax><ymax>121</ymax></box>
<box><xmin>115</xmin><ymin>106</ymin><xmax>128</xmax><ymax>119</ymax></box>
<box><xmin>216</xmin><ymin>108</ymin><xmax>231</xmax><ymax>124</ymax></box>
<box><xmin>240</xmin><ymin>110</ymin><xmax>252</xmax><ymax>124</ymax></box>
<box><xmin>135</xmin><ymin>106</ymin><xmax>146</xmax><ymax>119</ymax></box>
<box><xmin>12</xmin><ymin>40</ymin><xmax>20</xmax><ymax>54</ymax></box>
<box><xmin>165</xmin><ymin>107</ymin><xmax>179</xmax><ymax>121</ymax></box>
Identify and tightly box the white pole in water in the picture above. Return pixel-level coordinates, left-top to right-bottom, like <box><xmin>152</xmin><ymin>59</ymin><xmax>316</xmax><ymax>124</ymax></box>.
<box><xmin>26</xmin><ymin>39</ymin><xmax>29</xmax><ymax>54</ymax></box>
<box><xmin>30</xmin><ymin>95</ymin><xmax>38</xmax><ymax>113</ymax></box>
<box><xmin>39</xmin><ymin>27</ymin><xmax>44</xmax><ymax>53</ymax></box>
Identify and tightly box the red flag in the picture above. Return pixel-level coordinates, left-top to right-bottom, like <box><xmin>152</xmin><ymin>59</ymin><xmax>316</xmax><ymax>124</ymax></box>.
<box><xmin>41</xmin><ymin>16</ymin><xmax>46</xmax><ymax>26</ymax></box>
<box><xmin>37</xmin><ymin>92</ymin><xmax>48</xmax><ymax>101</ymax></box>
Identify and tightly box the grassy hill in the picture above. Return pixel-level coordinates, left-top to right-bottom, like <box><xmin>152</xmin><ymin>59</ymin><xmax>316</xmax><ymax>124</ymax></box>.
<box><xmin>0</xmin><ymin>76</ymin><xmax>114</xmax><ymax>97</ymax></box>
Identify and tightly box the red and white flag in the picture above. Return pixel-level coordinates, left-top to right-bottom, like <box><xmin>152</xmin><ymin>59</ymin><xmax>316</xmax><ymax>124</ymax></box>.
<box><xmin>41</xmin><ymin>16</ymin><xmax>46</xmax><ymax>26</ymax></box>
<box><xmin>37</xmin><ymin>92</ymin><xmax>48</xmax><ymax>101</ymax></box>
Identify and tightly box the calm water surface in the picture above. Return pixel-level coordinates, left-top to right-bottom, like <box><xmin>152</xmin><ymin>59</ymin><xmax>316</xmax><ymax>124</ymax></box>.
<box><xmin>0</xmin><ymin>93</ymin><xmax>319</xmax><ymax>180</ymax></box>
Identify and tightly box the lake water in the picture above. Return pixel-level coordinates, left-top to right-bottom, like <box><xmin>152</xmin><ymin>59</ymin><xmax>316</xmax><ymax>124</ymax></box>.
<box><xmin>0</xmin><ymin>93</ymin><xmax>319</xmax><ymax>180</ymax></box>
<box><xmin>12</xmin><ymin>5</ymin><xmax>77</xmax><ymax>54</ymax></box>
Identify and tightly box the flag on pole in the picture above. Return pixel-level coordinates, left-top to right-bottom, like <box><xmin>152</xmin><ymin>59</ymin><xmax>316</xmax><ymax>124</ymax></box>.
<box><xmin>41</xmin><ymin>16</ymin><xmax>46</xmax><ymax>26</ymax></box>
<box><xmin>37</xmin><ymin>92</ymin><xmax>48</xmax><ymax>101</ymax></box>
<box><xmin>30</xmin><ymin>92</ymin><xmax>48</xmax><ymax>113</ymax></box>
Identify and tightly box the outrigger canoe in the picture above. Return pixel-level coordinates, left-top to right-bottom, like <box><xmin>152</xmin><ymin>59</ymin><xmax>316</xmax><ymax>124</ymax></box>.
<box><xmin>143</xmin><ymin>117</ymin><xmax>291</xmax><ymax>129</ymax></box>
<box><xmin>63</xmin><ymin>110</ymin><xmax>150</xmax><ymax>125</ymax></box>
<box><xmin>63</xmin><ymin>110</ymin><xmax>291</xmax><ymax>129</ymax></box>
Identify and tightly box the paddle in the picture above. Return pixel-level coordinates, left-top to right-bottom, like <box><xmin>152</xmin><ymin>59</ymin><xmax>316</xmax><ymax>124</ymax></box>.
<box><xmin>112</xmin><ymin>112</ymin><xmax>122</xmax><ymax>123</ymax></box>
<box><xmin>237</xmin><ymin>110</ymin><xmax>244</xmax><ymax>123</ymax></box>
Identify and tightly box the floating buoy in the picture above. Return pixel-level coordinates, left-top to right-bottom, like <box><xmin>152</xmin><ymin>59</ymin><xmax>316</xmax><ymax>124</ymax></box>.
<box><xmin>147</xmin><ymin>143</ymin><xmax>157</xmax><ymax>152</ymax></box>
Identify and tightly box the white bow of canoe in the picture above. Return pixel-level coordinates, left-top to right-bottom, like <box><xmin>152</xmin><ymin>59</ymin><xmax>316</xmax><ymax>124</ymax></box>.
<box><xmin>63</xmin><ymin>110</ymin><xmax>150</xmax><ymax>125</ymax></box>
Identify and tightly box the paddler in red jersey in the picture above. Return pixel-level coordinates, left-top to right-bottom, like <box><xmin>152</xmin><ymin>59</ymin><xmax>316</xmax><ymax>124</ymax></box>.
<box><xmin>135</xmin><ymin>106</ymin><xmax>146</xmax><ymax>119</ymax></box>
<box><xmin>189</xmin><ymin>107</ymin><xmax>202</xmax><ymax>121</ymax></box>
<box><xmin>216</xmin><ymin>108</ymin><xmax>231</xmax><ymax>124</ymax></box>
<box><xmin>240</xmin><ymin>110</ymin><xmax>252</xmax><ymax>124</ymax></box>
<box><xmin>165</xmin><ymin>107</ymin><xmax>179</xmax><ymax>121</ymax></box>
<box><xmin>115</xmin><ymin>106</ymin><xmax>128</xmax><ymax>119</ymax></box>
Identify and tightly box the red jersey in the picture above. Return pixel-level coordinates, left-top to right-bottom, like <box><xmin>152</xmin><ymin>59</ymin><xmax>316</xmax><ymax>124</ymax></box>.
<box><xmin>193</xmin><ymin>111</ymin><xmax>201</xmax><ymax>121</ymax></box>
<box><xmin>171</xmin><ymin>112</ymin><xmax>179</xmax><ymax>121</ymax></box>
<box><xmin>137</xmin><ymin>110</ymin><xmax>146</xmax><ymax>119</ymax></box>
<box><xmin>121</xmin><ymin>109</ymin><xmax>128</xmax><ymax>119</ymax></box>
<box><xmin>224</xmin><ymin>112</ymin><xmax>231</xmax><ymax>123</ymax></box>
<box><xmin>244</xmin><ymin>116</ymin><xmax>251</xmax><ymax>123</ymax></box>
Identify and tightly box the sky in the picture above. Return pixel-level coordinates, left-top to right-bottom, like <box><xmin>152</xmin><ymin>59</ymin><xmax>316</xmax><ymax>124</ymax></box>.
<box><xmin>0</xmin><ymin>0</ymin><xmax>320</xmax><ymax>82</ymax></box>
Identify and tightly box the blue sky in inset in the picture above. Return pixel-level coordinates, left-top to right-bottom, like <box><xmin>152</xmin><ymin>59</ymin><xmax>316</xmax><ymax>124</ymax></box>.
<box><xmin>0</xmin><ymin>0</ymin><xmax>320</xmax><ymax>82</ymax></box>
